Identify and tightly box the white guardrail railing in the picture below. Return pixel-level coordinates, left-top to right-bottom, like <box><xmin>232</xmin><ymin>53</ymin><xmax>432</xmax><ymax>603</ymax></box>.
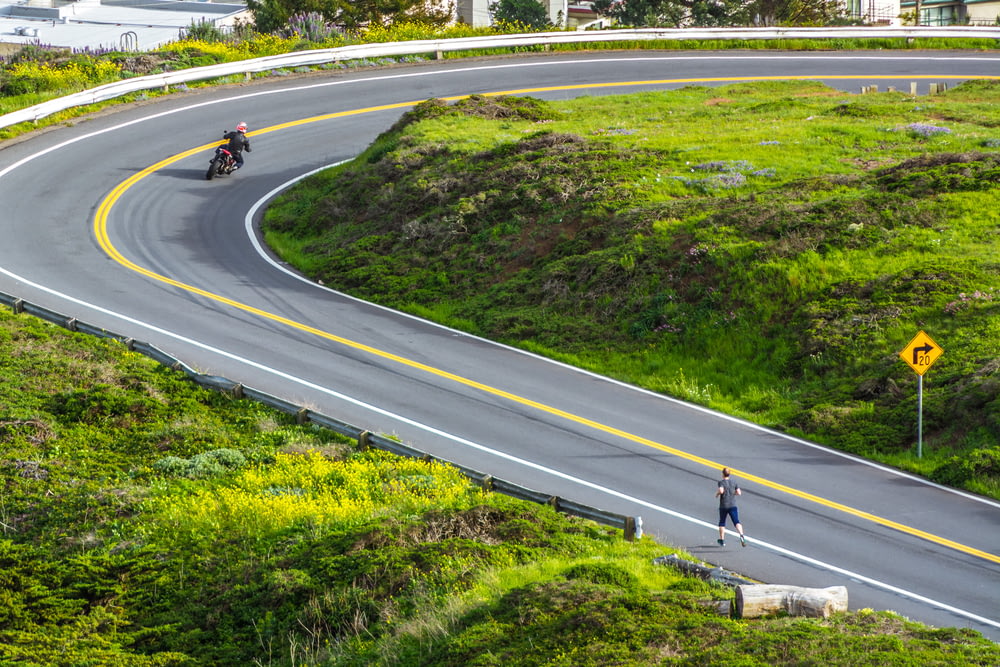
<box><xmin>2</xmin><ymin>26</ymin><xmax>999</xmax><ymax>129</ymax></box>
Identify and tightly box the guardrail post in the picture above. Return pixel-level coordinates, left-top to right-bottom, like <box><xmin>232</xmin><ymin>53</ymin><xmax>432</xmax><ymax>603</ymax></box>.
<box><xmin>231</xmin><ymin>383</ymin><xmax>244</xmax><ymax>399</ymax></box>
<box><xmin>66</xmin><ymin>318</ymin><xmax>77</xmax><ymax>331</ymax></box>
<box><xmin>625</xmin><ymin>516</ymin><xmax>636</xmax><ymax>541</ymax></box>
<box><xmin>547</xmin><ymin>495</ymin><xmax>560</xmax><ymax>510</ymax></box>
<box><xmin>910</xmin><ymin>82</ymin><xmax>918</xmax><ymax>96</ymax></box>
<box><xmin>296</xmin><ymin>407</ymin><xmax>308</xmax><ymax>424</ymax></box>
<box><xmin>358</xmin><ymin>430</ymin><xmax>370</xmax><ymax>450</ymax></box>
<box><xmin>929</xmin><ymin>82</ymin><xmax>939</xmax><ymax>94</ymax></box>
<box><xmin>481</xmin><ymin>474</ymin><xmax>494</xmax><ymax>490</ymax></box>
<box><xmin>12</xmin><ymin>298</ymin><xmax>23</xmax><ymax>314</ymax></box>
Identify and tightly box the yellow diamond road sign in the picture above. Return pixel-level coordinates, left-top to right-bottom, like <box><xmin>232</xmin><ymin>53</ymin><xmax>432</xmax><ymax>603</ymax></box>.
<box><xmin>899</xmin><ymin>330</ymin><xmax>943</xmax><ymax>376</ymax></box>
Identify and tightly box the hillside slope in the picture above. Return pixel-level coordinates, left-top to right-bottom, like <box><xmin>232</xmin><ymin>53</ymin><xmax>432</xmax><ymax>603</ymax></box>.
<box><xmin>263</xmin><ymin>81</ymin><xmax>1000</xmax><ymax>497</ymax></box>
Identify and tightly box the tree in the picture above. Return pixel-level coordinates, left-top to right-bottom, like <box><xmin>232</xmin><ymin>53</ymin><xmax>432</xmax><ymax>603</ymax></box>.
<box><xmin>747</xmin><ymin>0</ymin><xmax>846</xmax><ymax>26</ymax></box>
<box><xmin>490</xmin><ymin>0</ymin><xmax>552</xmax><ymax>30</ymax></box>
<box><xmin>590</xmin><ymin>0</ymin><xmax>847</xmax><ymax>28</ymax></box>
<box><xmin>246</xmin><ymin>0</ymin><xmax>453</xmax><ymax>34</ymax></box>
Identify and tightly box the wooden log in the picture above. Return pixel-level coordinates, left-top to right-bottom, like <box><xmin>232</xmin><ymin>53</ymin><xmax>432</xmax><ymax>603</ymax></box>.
<box><xmin>653</xmin><ymin>554</ymin><xmax>755</xmax><ymax>587</ymax></box>
<box><xmin>735</xmin><ymin>584</ymin><xmax>847</xmax><ymax>619</ymax></box>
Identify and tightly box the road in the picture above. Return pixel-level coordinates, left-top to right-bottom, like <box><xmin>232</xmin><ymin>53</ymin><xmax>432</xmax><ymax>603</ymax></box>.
<box><xmin>2</xmin><ymin>51</ymin><xmax>999</xmax><ymax>639</ymax></box>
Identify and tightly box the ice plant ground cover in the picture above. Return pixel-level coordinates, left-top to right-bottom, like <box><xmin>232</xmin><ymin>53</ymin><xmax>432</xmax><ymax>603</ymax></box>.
<box><xmin>2</xmin><ymin>305</ymin><xmax>1000</xmax><ymax>665</ymax></box>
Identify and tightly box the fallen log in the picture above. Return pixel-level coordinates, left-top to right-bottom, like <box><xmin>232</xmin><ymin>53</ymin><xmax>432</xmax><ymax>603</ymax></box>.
<box><xmin>653</xmin><ymin>554</ymin><xmax>755</xmax><ymax>587</ymax></box>
<box><xmin>735</xmin><ymin>584</ymin><xmax>848</xmax><ymax>619</ymax></box>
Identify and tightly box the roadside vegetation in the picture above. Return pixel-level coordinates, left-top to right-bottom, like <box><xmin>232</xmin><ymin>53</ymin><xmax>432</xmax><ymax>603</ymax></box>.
<box><xmin>262</xmin><ymin>81</ymin><xmax>1000</xmax><ymax>500</ymax></box>
<box><xmin>3</xmin><ymin>303</ymin><xmax>999</xmax><ymax>665</ymax></box>
<box><xmin>4</xmin><ymin>15</ymin><xmax>1000</xmax><ymax>666</ymax></box>
<box><xmin>3</xmin><ymin>13</ymin><xmax>1000</xmax><ymax>139</ymax></box>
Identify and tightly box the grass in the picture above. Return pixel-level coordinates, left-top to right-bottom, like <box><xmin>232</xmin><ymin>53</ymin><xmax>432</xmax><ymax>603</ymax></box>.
<box><xmin>3</xmin><ymin>287</ymin><xmax>999</xmax><ymax>665</ymax></box>
<box><xmin>261</xmin><ymin>82</ymin><xmax>1000</xmax><ymax>499</ymax></box>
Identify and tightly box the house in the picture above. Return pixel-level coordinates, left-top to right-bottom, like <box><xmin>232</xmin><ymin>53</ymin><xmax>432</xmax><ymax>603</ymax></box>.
<box><xmin>0</xmin><ymin>0</ymin><xmax>250</xmax><ymax>51</ymax></box>
<box><xmin>458</xmin><ymin>0</ymin><xmax>908</xmax><ymax>28</ymax></box>
<box><xmin>456</xmin><ymin>0</ymin><xmax>608</xmax><ymax>29</ymax></box>
<box><xmin>844</xmin><ymin>0</ymin><xmax>902</xmax><ymax>24</ymax></box>
<box><xmin>900</xmin><ymin>0</ymin><xmax>1000</xmax><ymax>24</ymax></box>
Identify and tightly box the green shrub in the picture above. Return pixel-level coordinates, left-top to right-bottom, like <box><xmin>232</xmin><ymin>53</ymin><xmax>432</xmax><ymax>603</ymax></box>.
<box><xmin>562</xmin><ymin>562</ymin><xmax>639</xmax><ymax>589</ymax></box>
<box><xmin>931</xmin><ymin>447</ymin><xmax>1000</xmax><ymax>486</ymax></box>
<box><xmin>151</xmin><ymin>448</ymin><xmax>248</xmax><ymax>479</ymax></box>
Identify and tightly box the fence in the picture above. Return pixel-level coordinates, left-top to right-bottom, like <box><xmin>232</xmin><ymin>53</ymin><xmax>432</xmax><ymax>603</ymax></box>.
<box><xmin>0</xmin><ymin>289</ymin><xmax>642</xmax><ymax>540</ymax></box>
<box><xmin>2</xmin><ymin>26</ymin><xmax>1000</xmax><ymax>130</ymax></box>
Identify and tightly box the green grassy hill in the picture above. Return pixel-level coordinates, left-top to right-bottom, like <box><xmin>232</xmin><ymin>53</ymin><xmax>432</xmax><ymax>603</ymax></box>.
<box><xmin>262</xmin><ymin>80</ymin><xmax>1000</xmax><ymax>499</ymax></box>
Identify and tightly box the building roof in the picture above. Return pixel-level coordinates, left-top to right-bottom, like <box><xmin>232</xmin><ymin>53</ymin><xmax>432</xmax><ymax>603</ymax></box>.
<box><xmin>0</xmin><ymin>0</ymin><xmax>249</xmax><ymax>52</ymax></box>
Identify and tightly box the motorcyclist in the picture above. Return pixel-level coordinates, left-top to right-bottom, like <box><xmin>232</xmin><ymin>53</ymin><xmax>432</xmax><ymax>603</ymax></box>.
<box><xmin>221</xmin><ymin>121</ymin><xmax>251</xmax><ymax>170</ymax></box>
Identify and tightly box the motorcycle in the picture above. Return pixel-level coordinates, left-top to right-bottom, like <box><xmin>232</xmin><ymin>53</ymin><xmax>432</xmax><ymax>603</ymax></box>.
<box><xmin>205</xmin><ymin>146</ymin><xmax>237</xmax><ymax>180</ymax></box>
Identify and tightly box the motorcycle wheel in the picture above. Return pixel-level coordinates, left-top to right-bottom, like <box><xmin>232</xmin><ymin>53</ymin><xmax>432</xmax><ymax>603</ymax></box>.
<box><xmin>206</xmin><ymin>158</ymin><xmax>219</xmax><ymax>180</ymax></box>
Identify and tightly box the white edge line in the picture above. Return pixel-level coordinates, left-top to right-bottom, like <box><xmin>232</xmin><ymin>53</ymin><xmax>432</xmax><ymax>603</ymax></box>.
<box><xmin>2</xmin><ymin>260</ymin><xmax>998</xmax><ymax>632</ymax></box>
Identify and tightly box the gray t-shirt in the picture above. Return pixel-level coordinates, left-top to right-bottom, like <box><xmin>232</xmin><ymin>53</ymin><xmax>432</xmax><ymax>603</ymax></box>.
<box><xmin>718</xmin><ymin>478</ymin><xmax>740</xmax><ymax>509</ymax></box>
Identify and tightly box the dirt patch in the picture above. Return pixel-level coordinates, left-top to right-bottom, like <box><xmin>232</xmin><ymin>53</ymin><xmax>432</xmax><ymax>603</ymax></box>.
<box><xmin>0</xmin><ymin>42</ymin><xmax>23</xmax><ymax>57</ymax></box>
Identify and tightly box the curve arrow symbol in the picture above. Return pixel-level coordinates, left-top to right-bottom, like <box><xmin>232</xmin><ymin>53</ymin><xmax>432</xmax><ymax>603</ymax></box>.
<box><xmin>912</xmin><ymin>343</ymin><xmax>934</xmax><ymax>364</ymax></box>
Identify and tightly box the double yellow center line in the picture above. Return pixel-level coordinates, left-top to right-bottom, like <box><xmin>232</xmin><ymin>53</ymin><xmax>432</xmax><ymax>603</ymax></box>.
<box><xmin>94</xmin><ymin>79</ymin><xmax>1000</xmax><ymax>566</ymax></box>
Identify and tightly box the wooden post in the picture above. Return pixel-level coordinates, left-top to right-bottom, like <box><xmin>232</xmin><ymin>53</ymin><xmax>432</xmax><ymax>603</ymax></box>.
<box><xmin>736</xmin><ymin>584</ymin><xmax>848</xmax><ymax>619</ymax></box>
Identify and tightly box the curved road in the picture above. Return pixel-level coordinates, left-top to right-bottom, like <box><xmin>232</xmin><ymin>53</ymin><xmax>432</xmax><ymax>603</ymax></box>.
<box><xmin>2</xmin><ymin>52</ymin><xmax>999</xmax><ymax>639</ymax></box>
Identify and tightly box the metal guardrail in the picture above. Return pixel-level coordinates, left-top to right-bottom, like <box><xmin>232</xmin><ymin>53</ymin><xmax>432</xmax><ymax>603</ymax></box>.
<box><xmin>1</xmin><ymin>26</ymin><xmax>999</xmax><ymax>130</ymax></box>
<box><xmin>0</xmin><ymin>288</ymin><xmax>643</xmax><ymax>540</ymax></box>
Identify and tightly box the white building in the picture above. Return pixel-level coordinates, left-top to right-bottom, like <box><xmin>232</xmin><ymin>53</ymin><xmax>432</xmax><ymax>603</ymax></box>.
<box><xmin>0</xmin><ymin>0</ymin><xmax>250</xmax><ymax>51</ymax></box>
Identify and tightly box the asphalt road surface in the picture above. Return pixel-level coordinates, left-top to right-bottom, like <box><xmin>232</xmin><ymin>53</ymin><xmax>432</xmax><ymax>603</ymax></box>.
<box><xmin>2</xmin><ymin>51</ymin><xmax>999</xmax><ymax>640</ymax></box>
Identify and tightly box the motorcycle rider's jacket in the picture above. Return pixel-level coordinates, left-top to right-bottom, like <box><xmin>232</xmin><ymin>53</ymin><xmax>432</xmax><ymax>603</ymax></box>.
<box><xmin>223</xmin><ymin>130</ymin><xmax>251</xmax><ymax>155</ymax></box>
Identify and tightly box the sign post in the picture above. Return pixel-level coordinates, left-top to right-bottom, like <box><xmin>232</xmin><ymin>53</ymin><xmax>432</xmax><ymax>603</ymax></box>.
<box><xmin>898</xmin><ymin>331</ymin><xmax>943</xmax><ymax>458</ymax></box>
